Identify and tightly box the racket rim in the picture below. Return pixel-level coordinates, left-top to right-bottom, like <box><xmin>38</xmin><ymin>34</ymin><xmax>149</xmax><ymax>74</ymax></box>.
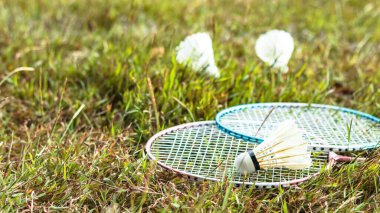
<box><xmin>215</xmin><ymin>102</ymin><xmax>380</xmax><ymax>151</ymax></box>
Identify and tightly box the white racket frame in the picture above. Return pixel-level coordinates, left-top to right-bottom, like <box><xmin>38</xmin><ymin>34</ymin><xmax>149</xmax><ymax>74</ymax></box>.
<box><xmin>145</xmin><ymin>121</ymin><xmax>365</xmax><ymax>188</ymax></box>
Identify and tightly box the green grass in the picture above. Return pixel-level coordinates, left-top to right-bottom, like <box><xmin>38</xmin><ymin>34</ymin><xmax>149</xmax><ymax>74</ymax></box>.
<box><xmin>0</xmin><ymin>0</ymin><xmax>380</xmax><ymax>211</ymax></box>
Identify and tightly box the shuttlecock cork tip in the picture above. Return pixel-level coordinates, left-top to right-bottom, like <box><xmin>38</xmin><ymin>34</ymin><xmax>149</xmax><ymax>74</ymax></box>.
<box><xmin>206</xmin><ymin>65</ymin><xmax>220</xmax><ymax>78</ymax></box>
<box><xmin>234</xmin><ymin>151</ymin><xmax>258</xmax><ymax>174</ymax></box>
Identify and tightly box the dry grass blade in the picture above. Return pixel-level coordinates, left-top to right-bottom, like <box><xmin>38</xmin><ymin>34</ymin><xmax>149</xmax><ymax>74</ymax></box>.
<box><xmin>0</xmin><ymin>67</ymin><xmax>35</xmax><ymax>87</ymax></box>
<box><xmin>147</xmin><ymin>77</ymin><xmax>160</xmax><ymax>129</ymax></box>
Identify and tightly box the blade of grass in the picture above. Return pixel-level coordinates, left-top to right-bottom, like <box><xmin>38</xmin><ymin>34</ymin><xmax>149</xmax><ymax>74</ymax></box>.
<box><xmin>59</xmin><ymin>104</ymin><xmax>85</xmax><ymax>144</ymax></box>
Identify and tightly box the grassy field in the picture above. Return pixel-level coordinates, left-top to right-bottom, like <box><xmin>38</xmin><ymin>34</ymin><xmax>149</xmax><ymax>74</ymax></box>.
<box><xmin>0</xmin><ymin>0</ymin><xmax>380</xmax><ymax>211</ymax></box>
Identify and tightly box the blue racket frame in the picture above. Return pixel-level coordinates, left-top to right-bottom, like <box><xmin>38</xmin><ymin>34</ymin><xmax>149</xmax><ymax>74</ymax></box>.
<box><xmin>215</xmin><ymin>103</ymin><xmax>380</xmax><ymax>151</ymax></box>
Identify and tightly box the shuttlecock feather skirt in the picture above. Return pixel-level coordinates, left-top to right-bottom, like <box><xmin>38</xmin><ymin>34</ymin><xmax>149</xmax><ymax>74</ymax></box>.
<box><xmin>234</xmin><ymin>120</ymin><xmax>312</xmax><ymax>174</ymax></box>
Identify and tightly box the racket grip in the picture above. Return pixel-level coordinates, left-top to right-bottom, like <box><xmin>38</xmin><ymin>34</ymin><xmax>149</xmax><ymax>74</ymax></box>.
<box><xmin>329</xmin><ymin>152</ymin><xmax>367</xmax><ymax>163</ymax></box>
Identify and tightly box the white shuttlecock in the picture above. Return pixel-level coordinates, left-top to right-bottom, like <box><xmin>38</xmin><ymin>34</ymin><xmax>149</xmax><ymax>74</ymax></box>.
<box><xmin>234</xmin><ymin>120</ymin><xmax>312</xmax><ymax>174</ymax></box>
<box><xmin>255</xmin><ymin>30</ymin><xmax>294</xmax><ymax>72</ymax></box>
<box><xmin>176</xmin><ymin>32</ymin><xmax>220</xmax><ymax>78</ymax></box>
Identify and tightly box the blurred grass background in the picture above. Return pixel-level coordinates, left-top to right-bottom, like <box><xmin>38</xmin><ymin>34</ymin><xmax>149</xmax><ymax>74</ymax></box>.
<box><xmin>0</xmin><ymin>0</ymin><xmax>379</xmax><ymax>211</ymax></box>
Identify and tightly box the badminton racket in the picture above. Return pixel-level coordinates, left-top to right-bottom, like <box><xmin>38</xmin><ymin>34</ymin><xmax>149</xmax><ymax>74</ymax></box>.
<box><xmin>215</xmin><ymin>103</ymin><xmax>380</xmax><ymax>151</ymax></box>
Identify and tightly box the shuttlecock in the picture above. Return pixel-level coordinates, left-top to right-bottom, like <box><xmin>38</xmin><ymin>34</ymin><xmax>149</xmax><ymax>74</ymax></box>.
<box><xmin>176</xmin><ymin>32</ymin><xmax>220</xmax><ymax>78</ymax></box>
<box><xmin>255</xmin><ymin>30</ymin><xmax>294</xmax><ymax>72</ymax></box>
<box><xmin>234</xmin><ymin>120</ymin><xmax>312</xmax><ymax>174</ymax></box>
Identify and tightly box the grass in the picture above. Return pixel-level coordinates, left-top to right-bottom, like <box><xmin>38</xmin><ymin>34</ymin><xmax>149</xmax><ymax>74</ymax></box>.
<box><xmin>0</xmin><ymin>0</ymin><xmax>379</xmax><ymax>211</ymax></box>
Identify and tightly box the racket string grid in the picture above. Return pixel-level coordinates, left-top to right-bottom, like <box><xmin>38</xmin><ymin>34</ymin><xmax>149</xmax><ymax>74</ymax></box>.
<box><xmin>216</xmin><ymin>104</ymin><xmax>380</xmax><ymax>151</ymax></box>
<box><xmin>150</xmin><ymin>123</ymin><xmax>328</xmax><ymax>188</ymax></box>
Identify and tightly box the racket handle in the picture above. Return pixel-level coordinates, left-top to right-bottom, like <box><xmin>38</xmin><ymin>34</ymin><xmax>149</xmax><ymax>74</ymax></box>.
<box><xmin>329</xmin><ymin>152</ymin><xmax>367</xmax><ymax>163</ymax></box>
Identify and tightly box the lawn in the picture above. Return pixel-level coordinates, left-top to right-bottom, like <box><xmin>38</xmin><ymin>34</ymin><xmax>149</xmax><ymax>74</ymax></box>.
<box><xmin>0</xmin><ymin>0</ymin><xmax>380</xmax><ymax>211</ymax></box>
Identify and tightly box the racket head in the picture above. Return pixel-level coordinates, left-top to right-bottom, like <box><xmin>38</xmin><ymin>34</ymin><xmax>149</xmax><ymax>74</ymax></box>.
<box><xmin>146</xmin><ymin>121</ymin><xmax>328</xmax><ymax>188</ymax></box>
<box><xmin>215</xmin><ymin>103</ymin><xmax>380</xmax><ymax>151</ymax></box>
